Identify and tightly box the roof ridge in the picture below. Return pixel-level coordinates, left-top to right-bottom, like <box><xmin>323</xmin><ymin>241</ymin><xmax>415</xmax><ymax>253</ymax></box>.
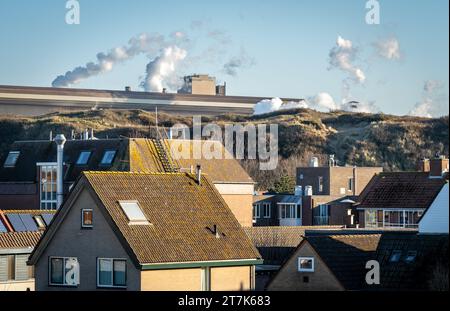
<box><xmin>83</xmin><ymin>171</ymin><xmax>187</xmax><ymax>176</ymax></box>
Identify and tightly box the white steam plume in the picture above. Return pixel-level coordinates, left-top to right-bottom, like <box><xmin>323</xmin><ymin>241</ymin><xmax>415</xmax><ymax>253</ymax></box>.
<box><xmin>329</xmin><ymin>36</ymin><xmax>366</xmax><ymax>83</ymax></box>
<box><xmin>409</xmin><ymin>80</ymin><xmax>447</xmax><ymax>118</ymax></box>
<box><xmin>51</xmin><ymin>33</ymin><xmax>170</xmax><ymax>87</ymax></box>
<box><xmin>140</xmin><ymin>46</ymin><xmax>187</xmax><ymax>92</ymax></box>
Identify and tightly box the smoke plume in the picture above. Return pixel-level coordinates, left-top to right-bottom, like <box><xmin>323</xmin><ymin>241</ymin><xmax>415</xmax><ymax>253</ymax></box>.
<box><xmin>374</xmin><ymin>37</ymin><xmax>401</xmax><ymax>60</ymax></box>
<box><xmin>329</xmin><ymin>36</ymin><xmax>366</xmax><ymax>83</ymax></box>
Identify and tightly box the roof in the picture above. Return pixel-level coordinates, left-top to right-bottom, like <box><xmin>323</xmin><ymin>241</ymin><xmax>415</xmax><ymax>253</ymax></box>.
<box><xmin>277</xmin><ymin>195</ymin><xmax>302</xmax><ymax>204</ymax></box>
<box><xmin>0</xmin><ymin>210</ymin><xmax>56</xmax><ymax>232</ymax></box>
<box><xmin>0</xmin><ymin>138</ymin><xmax>253</xmax><ymax>185</ymax></box>
<box><xmin>357</xmin><ymin>172</ymin><xmax>446</xmax><ymax>209</ymax></box>
<box><xmin>305</xmin><ymin>234</ymin><xmax>382</xmax><ymax>290</ymax></box>
<box><xmin>30</xmin><ymin>171</ymin><xmax>261</xmax><ymax>266</ymax></box>
<box><xmin>373</xmin><ymin>233</ymin><xmax>449</xmax><ymax>290</ymax></box>
<box><xmin>0</xmin><ymin>231</ymin><xmax>42</xmax><ymax>250</ymax></box>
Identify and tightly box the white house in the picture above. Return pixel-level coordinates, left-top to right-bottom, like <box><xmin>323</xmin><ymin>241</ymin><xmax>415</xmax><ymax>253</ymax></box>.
<box><xmin>419</xmin><ymin>183</ymin><xmax>449</xmax><ymax>234</ymax></box>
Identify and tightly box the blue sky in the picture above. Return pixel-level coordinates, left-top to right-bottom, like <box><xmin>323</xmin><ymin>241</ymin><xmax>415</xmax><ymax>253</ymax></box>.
<box><xmin>0</xmin><ymin>0</ymin><xmax>448</xmax><ymax>116</ymax></box>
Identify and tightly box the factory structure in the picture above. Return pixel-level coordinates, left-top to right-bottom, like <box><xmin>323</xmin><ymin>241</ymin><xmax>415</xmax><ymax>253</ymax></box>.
<box><xmin>0</xmin><ymin>75</ymin><xmax>301</xmax><ymax>116</ymax></box>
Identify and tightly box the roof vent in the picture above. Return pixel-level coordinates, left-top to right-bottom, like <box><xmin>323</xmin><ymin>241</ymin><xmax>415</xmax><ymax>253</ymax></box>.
<box><xmin>196</xmin><ymin>164</ymin><xmax>202</xmax><ymax>185</ymax></box>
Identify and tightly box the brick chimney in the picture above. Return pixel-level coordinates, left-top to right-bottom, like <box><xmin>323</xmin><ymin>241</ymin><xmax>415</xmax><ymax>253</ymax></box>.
<box><xmin>429</xmin><ymin>154</ymin><xmax>449</xmax><ymax>178</ymax></box>
<box><xmin>417</xmin><ymin>158</ymin><xmax>430</xmax><ymax>172</ymax></box>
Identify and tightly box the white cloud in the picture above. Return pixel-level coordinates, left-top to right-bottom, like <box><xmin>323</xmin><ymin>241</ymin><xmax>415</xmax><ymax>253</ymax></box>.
<box><xmin>409</xmin><ymin>99</ymin><xmax>433</xmax><ymax>118</ymax></box>
<box><xmin>374</xmin><ymin>37</ymin><xmax>401</xmax><ymax>60</ymax></box>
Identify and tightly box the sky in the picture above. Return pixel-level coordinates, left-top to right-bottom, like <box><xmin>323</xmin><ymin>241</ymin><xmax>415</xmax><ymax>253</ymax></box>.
<box><xmin>0</xmin><ymin>0</ymin><xmax>448</xmax><ymax>117</ymax></box>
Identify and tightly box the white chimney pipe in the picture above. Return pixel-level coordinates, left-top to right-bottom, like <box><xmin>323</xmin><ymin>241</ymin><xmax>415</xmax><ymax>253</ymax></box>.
<box><xmin>54</xmin><ymin>134</ymin><xmax>67</xmax><ymax>209</ymax></box>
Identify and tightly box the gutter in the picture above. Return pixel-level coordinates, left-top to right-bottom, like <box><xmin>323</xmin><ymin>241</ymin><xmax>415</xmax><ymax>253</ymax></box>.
<box><xmin>140</xmin><ymin>258</ymin><xmax>263</xmax><ymax>270</ymax></box>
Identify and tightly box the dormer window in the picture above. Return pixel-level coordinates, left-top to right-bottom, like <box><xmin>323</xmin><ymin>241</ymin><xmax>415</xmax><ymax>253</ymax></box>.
<box><xmin>100</xmin><ymin>150</ymin><xmax>116</xmax><ymax>165</ymax></box>
<box><xmin>119</xmin><ymin>201</ymin><xmax>149</xmax><ymax>225</ymax></box>
<box><xmin>76</xmin><ymin>151</ymin><xmax>91</xmax><ymax>165</ymax></box>
<box><xmin>3</xmin><ymin>151</ymin><xmax>20</xmax><ymax>168</ymax></box>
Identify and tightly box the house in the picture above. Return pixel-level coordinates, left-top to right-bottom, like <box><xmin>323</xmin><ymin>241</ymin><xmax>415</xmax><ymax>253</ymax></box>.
<box><xmin>28</xmin><ymin>171</ymin><xmax>262</xmax><ymax>291</ymax></box>
<box><xmin>356</xmin><ymin>157</ymin><xmax>448</xmax><ymax>229</ymax></box>
<box><xmin>267</xmin><ymin>233</ymin><xmax>381</xmax><ymax>291</ymax></box>
<box><xmin>0</xmin><ymin>137</ymin><xmax>255</xmax><ymax>227</ymax></box>
<box><xmin>0</xmin><ymin>231</ymin><xmax>42</xmax><ymax>291</ymax></box>
<box><xmin>252</xmin><ymin>156</ymin><xmax>381</xmax><ymax>227</ymax></box>
<box><xmin>419</xmin><ymin>183</ymin><xmax>449</xmax><ymax>234</ymax></box>
<box><xmin>267</xmin><ymin>232</ymin><xmax>449</xmax><ymax>291</ymax></box>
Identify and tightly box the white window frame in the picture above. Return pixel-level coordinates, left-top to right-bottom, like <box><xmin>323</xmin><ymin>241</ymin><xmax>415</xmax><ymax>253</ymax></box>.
<box><xmin>81</xmin><ymin>209</ymin><xmax>93</xmax><ymax>228</ymax></box>
<box><xmin>348</xmin><ymin>177</ymin><xmax>354</xmax><ymax>192</ymax></box>
<box><xmin>96</xmin><ymin>258</ymin><xmax>127</xmax><ymax>289</ymax></box>
<box><xmin>48</xmin><ymin>256</ymin><xmax>78</xmax><ymax>287</ymax></box>
<box><xmin>298</xmin><ymin>257</ymin><xmax>315</xmax><ymax>272</ymax></box>
<box><xmin>118</xmin><ymin>201</ymin><xmax>149</xmax><ymax>225</ymax></box>
<box><xmin>253</xmin><ymin>203</ymin><xmax>261</xmax><ymax>219</ymax></box>
<box><xmin>263</xmin><ymin>203</ymin><xmax>271</xmax><ymax>218</ymax></box>
<box><xmin>318</xmin><ymin>176</ymin><xmax>324</xmax><ymax>193</ymax></box>
<box><xmin>37</xmin><ymin>162</ymin><xmax>58</xmax><ymax>210</ymax></box>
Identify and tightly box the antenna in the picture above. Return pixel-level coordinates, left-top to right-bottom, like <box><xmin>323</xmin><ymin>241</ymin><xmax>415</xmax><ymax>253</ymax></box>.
<box><xmin>155</xmin><ymin>106</ymin><xmax>158</xmax><ymax>132</ymax></box>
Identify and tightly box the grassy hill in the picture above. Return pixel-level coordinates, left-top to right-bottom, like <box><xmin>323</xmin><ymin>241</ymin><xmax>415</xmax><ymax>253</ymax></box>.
<box><xmin>0</xmin><ymin>108</ymin><xmax>448</xmax><ymax>190</ymax></box>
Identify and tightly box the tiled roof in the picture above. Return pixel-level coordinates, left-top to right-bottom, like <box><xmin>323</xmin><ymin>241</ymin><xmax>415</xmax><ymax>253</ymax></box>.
<box><xmin>357</xmin><ymin>172</ymin><xmax>446</xmax><ymax>209</ymax></box>
<box><xmin>164</xmin><ymin>139</ymin><xmax>254</xmax><ymax>183</ymax></box>
<box><xmin>83</xmin><ymin>171</ymin><xmax>260</xmax><ymax>264</ymax></box>
<box><xmin>243</xmin><ymin>226</ymin><xmax>344</xmax><ymax>265</ymax></box>
<box><xmin>306</xmin><ymin>234</ymin><xmax>382</xmax><ymax>290</ymax></box>
<box><xmin>373</xmin><ymin>233</ymin><xmax>449</xmax><ymax>290</ymax></box>
<box><xmin>0</xmin><ymin>231</ymin><xmax>42</xmax><ymax>249</ymax></box>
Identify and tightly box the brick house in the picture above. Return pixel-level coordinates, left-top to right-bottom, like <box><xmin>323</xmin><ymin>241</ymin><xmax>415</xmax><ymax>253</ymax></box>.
<box><xmin>28</xmin><ymin>171</ymin><xmax>262</xmax><ymax>291</ymax></box>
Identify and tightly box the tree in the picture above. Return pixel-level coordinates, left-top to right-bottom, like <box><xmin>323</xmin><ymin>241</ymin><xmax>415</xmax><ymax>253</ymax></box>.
<box><xmin>270</xmin><ymin>175</ymin><xmax>296</xmax><ymax>194</ymax></box>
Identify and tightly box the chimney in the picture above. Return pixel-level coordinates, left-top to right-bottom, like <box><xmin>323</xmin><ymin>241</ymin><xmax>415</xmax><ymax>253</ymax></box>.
<box><xmin>294</xmin><ymin>186</ymin><xmax>303</xmax><ymax>196</ymax></box>
<box><xmin>309</xmin><ymin>157</ymin><xmax>319</xmax><ymax>167</ymax></box>
<box><xmin>162</xmin><ymin>88</ymin><xmax>167</xmax><ymax>94</ymax></box>
<box><xmin>328</xmin><ymin>154</ymin><xmax>335</xmax><ymax>167</ymax></box>
<box><xmin>213</xmin><ymin>225</ymin><xmax>220</xmax><ymax>238</ymax></box>
<box><xmin>49</xmin><ymin>131</ymin><xmax>53</xmax><ymax>141</ymax></box>
<box><xmin>417</xmin><ymin>158</ymin><xmax>430</xmax><ymax>172</ymax></box>
<box><xmin>196</xmin><ymin>164</ymin><xmax>202</xmax><ymax>185</ymax></box>
<box><xmin>125</xmin><ymin>86</ymin><xmax>131</xmax><ymax>92</ymax></box>
<box><xmin>54</xmin><ymin>134</ymin><xmax>67</xmax><ymax>209</ymax></box>
<box><xmin>429</xmin><ymin>154</ymin><xmax>449</xmax><ymax>178</ymax></box>
<box><xmin>90</xmin><ymin>128</ymin><xmax>94</xmax><ymax>140</ymax></box>
<box><xmin>305</xmin><ymin>185</ymin><xmax>313</xmax><ymax>196</ymax></box>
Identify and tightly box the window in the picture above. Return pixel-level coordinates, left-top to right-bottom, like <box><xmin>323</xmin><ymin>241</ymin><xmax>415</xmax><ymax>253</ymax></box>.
<box><xmin>314</xmin><ymin>204</ymin><xmax>329</xmax><ymax>225</ymax></box>
<box><xmin>119</xmin><ymin>201</ymin><xmax>149</xmax><ymax>225</ymax></box>
<box><xmin>0</xmin><ymin>254</ymin><xmax>33</xmax><ymax>282</ymax></box>
<box><xmin>49</xmin><ymin>257</ymin><xmax>79</xmax><ymax>286</ymax></box>
<box><xmin>279</xmin><ymin>204</ymin><xmax>301</xmax><ymax>219</ymax></box>
<box><xmin>404</xmin><ymin>251</ymin><xmax>417</xmax><ymax>263</ymax></box>
<box><xmin>76</xmin><ymin>151</ymin><xmax>91</xmax><ymax>165</ymax></box>
<box><xmin>97</xmin><ymin>258</ymin><xmax>126</xmax><ymax>288</ymax></box>
<box><xmin>38</xmin><ymin>163</ymin><xmax>57</xmax><ymax>210</ymax></box>
<box><xmin>389</xmin><ymin>250</ymin><xmax>402</xmax><ymax>262</ymax></box>
<box><xmin>298</xmin><ymin>257</ymin><xmax>314</xmax><ymax>272</ymax></box>
<box><xmin>318</xmin><ymin>176</ymin><xmax>324</xmax><ymax>193</ymax></box>
<box><xmin>263</xmin><ymin>203</ymin><xmax>271</xmax><ymax>218</ymax></box>
<box><xmin>81</xmin><ymin>209</ymin><xmax>93</xmax><ymax>228</ymax></box>
<box><xmin>3</xmin><ymin>151</ymin><xmax>20</xmax><ymax>168</ymax></box>
<box><xmin>34</xmin><ymin>215</ymin><xmax>46</xmax><ymax>230</ymax></box>
<box><xmin>253</xmin><ymin>204</ymin><xmax>261</xmax><ymax>220</ymax></box>
<box><xmin>299</xmin><ymin>174</ymin><xmax>304</xmax><ymax>180</ymax></box>
<box><xmin>100</xmin><ymin>150</ymin><xmax>117</xmax><ymax>165</ymax></box>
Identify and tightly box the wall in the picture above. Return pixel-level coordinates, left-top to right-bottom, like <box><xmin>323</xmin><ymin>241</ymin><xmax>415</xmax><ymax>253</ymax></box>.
<box><xmin>141</xmin><ymin>268</ymin><xmax>203</xmax><ymax>291</ymax></box>
<box><xmin>0</xmin><ymin>280</ymin><xmax>34</xmax><ymax>291</ymax></box>
<box><xmin>210</xmin><ymin>266</ymin><xmax>252</xmax><ymax>291</ymax></box>
<box><xmin>191</xmin><ymin>79</ymin><xmax>216</xmax><ymax>96</ymax></box>
<box><xmin>267</xmin><ymin>242</ymin><xmax>343</xmax><ymax>291</ymax></box>
<box><xmin>216</xmin><ymin>183</ymin><xmax>254</xmax><ymax>227</ymax></box>
<box><xmin>0</xmin><ymin>183</ymin><xmax>39</xmax><ymax>210</ymax></box>
<box><xmin>34</xmin><ymin>188</ymin><xmax>141</xmax><ymax>291</ymax></box>
<box><xmin>419</xmin><ymin>184</ymin><xmax>449</xmax><ymax>234</ymax></box>
<box><xmin>297</xmin><ymin>167</ymin><xmax>330</xmax><ymax>195</ymax></box>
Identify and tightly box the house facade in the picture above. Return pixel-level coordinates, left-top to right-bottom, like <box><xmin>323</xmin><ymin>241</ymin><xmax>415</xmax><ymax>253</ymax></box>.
<box><xmin>28</xmin><ymin>171</ymin><xmax>261</xmax><ymax>291</ymax></box>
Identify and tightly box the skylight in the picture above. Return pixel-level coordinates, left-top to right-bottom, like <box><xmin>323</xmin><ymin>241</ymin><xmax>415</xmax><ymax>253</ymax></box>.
<box><xmin>404</xmin><ymin>251</ymin><xmax>417</xmax><ymax>263</ymax></box>
<box><xmin>101</xmin><ymin>150</ymin><xmax>116</xmax><ymax>165</ymax></box>
<box><xmin>119</xmin><ymin>201</ymin><xmax>149</xmax><ymax>225</ymax></box>
<box><xmin>76</xmin><ymin>151</ymin><xmax>91</xmax><ymax>165</ymax></box>
<box><xmin>3</xmin><ymin>151</ymin><xmax>20</xmax><ymax>168</ymax></box>
<box><xmin>389</xmin><ymin>250</ymin><xmax>402</xmax><ymax>262</ymax></box>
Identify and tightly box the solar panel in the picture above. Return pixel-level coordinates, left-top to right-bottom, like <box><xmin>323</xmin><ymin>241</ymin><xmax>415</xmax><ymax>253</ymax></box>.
<box><xmin>42</xmin><ymin>214</ymin><xmax>54</xmax><ymax>226</ymax></box>
<box><xmin>0</xmin><ymin>220</ymin><xmax>7</xmax><ymax>232</ymax></box>
<box><xmin>19</xmin><ymin>214</ymin><xmax>38</xmax><ymax>231</ymax></box>
<box><xmin>6</xmin><ymin>214</ymin><xmax>27</xmax><ymax>232</ymax></box>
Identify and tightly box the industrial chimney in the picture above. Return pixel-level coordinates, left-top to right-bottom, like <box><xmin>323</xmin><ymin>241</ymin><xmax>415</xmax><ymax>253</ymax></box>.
<box><xmin>54</xmin><ymin>134</ymin><xmax>67</xmax><ymax>209</ymax></box>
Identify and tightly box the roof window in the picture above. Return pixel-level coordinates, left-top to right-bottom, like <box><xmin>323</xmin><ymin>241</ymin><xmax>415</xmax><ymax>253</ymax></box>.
<box><xmin>100</xmin><ymin>150</ymin><xmax>117</xmax><ymax>165</ymax></box>
<box><xmin>119</xmin><ymin>201</ymin><xmax>149</xmax><ymax>225</ymax></box>
<box><xmin>3</xmin><ymin>151</ymin><xmax>20</xmax><ymax>167</ymax></box>
<box><xmin>76</xmin><ymin>151</ymin><xmax>91</xmax><ymax>165</ymax></box>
